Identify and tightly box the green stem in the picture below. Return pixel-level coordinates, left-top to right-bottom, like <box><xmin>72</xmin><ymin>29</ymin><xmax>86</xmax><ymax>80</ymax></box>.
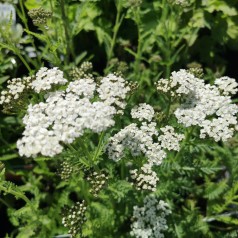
<box><xmin>165</xmin><ymin>92</ymin><xmax>171</xmax><ymax>121</ymax></box>
<box><xmin>0</xmin><ymin>184</ymin><xmax>31</xmax><ymax>205</ymax></box>
<box><xmin>107</xmin><ymin>2</ymin><xmax>124</xmax><ymax>62</ymax></box>
<box><xmin>93</xmin><ymin>132</ymin><xmax>105</xmax><ymax>162</ymax></box>
<box><xmin>0</xmin><ymin>197</ymin><xmax>12</xmax><ymax>208</ymax></box>
<box><xmin>19</xmin><ymin>0</ymin><xmax>41</xmax><ymax>66</ymax></box>
<box><xmin>16</xmin><ymin>50</ymin><xmax>32</xmax><ymax>73</ymax></box>
<box><xmin>77</xmin><ymin>138</ymin><xmax>93</xmax><ymax>163</ymax></box>
<box><xmin>134</xmin><ymin>9</ymin><xmax>142</xmax><ymax>81</ymax></box>
<box><xmin>174</xmin><ymin>128</ymin><xmax>194</xmax><ymax>161</ymax></box>
<box><xmin>60</xmin><ymin>0</ymin><xmax>74</xmax><ymax>64</ymax></box>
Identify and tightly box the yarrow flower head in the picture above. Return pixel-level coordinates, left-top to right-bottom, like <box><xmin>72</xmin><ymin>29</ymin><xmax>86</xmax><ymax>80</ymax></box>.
<box><xmin>86</xmin><ymin>171</ymin><xmax>108</xmax><ymax>197</ymax></box>
<box><xmin>157</xmin><ymin>69</ymin><xmax>238</xmax><ymax>142</ymax></box>
<box><xmin>107</xmin><ymin>122</ymin><xmax>166</xmax><ymax>165</ymax></box>
<box><xmin>16</xmin><ymin>68</ymin><xmax>130</xmax><ymax>158</ymax></box>
<box><xmin>130</xmin><ymin>195</ymin><xmax>171</xmax><ymax>238</ymax></box>
<box><xmin>31</xmin><ymin>67</ymin><xmax>68</xmax><ymax>93</ymax></box>
<box><xmin>130</xmin><ymin>163</ymin><xmax>159</xmax><ymax>192</ymax></box>
<box><xmin>107</xmin><ymin>105</ymin><xmax>184</xmax><ymax>166</ymax></box>
<box><xmin>69</xmin><ymin>61</ymin><xmax>93</xmax><ymax>80</ymax></box>
<box><xmin>97</xmin><ymin>73</ymin><xmax>131</xmax><ymax>114</ymax></box>
<box><xmin>131</xmin><ymin>103</ymin><xmax>155</xmax><ymax>122</ymax></box>
<box><xmin>0</xmin><ymin>76</ymin><xmax>33</xmax><ymax>113</ymax></box>
<box><xmin>158</xmin><ymin>126</ymin><xmax>184</xmax><ymax>151</ymax></box>
<box><xmin>214</xmin><ymin>76</ymin><xmax>238</xmax><ymax>96</ymax></box>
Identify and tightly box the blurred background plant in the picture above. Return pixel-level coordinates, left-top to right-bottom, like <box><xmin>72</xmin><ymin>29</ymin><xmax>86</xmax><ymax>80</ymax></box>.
<box><xmin>0</xmin><ymin>0</ymin><xmax>238</xmax><ymax>237</ymax></box>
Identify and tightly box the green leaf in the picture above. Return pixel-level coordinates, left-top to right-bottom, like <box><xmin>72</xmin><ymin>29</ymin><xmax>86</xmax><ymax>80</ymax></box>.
<box><xmin>205</xmin><ymin>179</ymin><xmax>228</xmax><ymax>200</ymax></box>
<box><xmin>0</xmin><ymin>76</ymin><xmax>10</xmax><ymax>84</ymax></box>
<box><xmin>24</xmin><ymin>29</ymin><xmax>47</xmax><ymax>42</ymax></box>
<box><xmin>205</xmin><ymin>0</ymin><xmax>237</xmax><ymax>16</ymax></box>
<box><xmin>24</xmin><ymin>0</ymin><xmax>41</xmax><ymax>10</ymax></box>
<box><xmin>0</xmin><ymin>153</ymin><xmax>18</xmax><ymax>161</ymax></box>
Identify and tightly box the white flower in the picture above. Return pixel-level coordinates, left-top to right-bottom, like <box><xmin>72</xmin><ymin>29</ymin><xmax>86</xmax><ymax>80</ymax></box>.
<box><xmin>31</xmin><ymin>67</ymin><xmax>68</xmax><ymax>93</ymax></box>
<box><xmin>17</xmin><ymin>78</ymin><xmax>117</xmax><ymax>157</ymax></box>
<box><xmin>215</xmin><ymin>76</ymin><xmax>238</xmax><ymax>96</ymax></box>
<box><xmin>130</xmin><ymin>195</ymin><xmax>171</xmax><ymax>238</ymax></box>
<box><xmin>158</xmin><ymin>126</ymin><xmax>184</xmax><ymax>151</ymax></box>
<box><xmin>0</xmin><ymin>77</ymin><xmax>32</xmax><ymax>105</ymax></box>
<box><xmin>130</xmin><ymin>163</ymin><xmax>159</xmax><ymax>192</ymax></box>
<box><xmin>107</xmin><ymin>122</ymin><xmax>166</xmax><ymax>165</ymax></box>
<box><xmin>158</xmin><ymin>69</ymin><xmax>238</xmax><ymax>142</ymax></box>
<box><xmin>66</xmin><ymin>78</ymin><xmax>96</xmax><ymax>98</ymax></box>
<box><xmin>97</xmin><ymin>73</ymin><xmax>130</xmax><ymax>113</ymax></box>
<box><xmin>131</xmin><ymin>103</ymin><xmax>155</xmax><ymax>121</ymax></box>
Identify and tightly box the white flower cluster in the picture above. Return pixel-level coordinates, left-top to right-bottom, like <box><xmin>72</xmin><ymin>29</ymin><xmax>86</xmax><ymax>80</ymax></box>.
<box><xmin>108</xmin><ymin>105</ymin><xmax>184</xmax><ymax>166</ymax></box>
<box><xmin>0</xmin><ymin>77</ymin><xmax>32</xmax><ymax>104</ymax></box>
<box><xmin>158</xmin><ymin>126</ymin><xmax>184</xmax><ymax>151</ymax></box>
<box><xmin>13</xmin><ymin>68</ymin><xmax>131</xmax><ymax>157</ymax></box>
<box><xmin>130</xmin><ymin>195</ymin><xmax>171</xmax><ymax>238</ymax></box>
<box><xmin>157</xmin><ymin>70</ymin><xmax>238</xmax><ymax>141</ymax></box>
<box><xmin>66</xmin><ymin>78</ymin><xmax>95</xmax><ymax>98</ymax></box>
<box><xmin>107</xmin><ymin>122</ymin><xmax>166</xmax><ymax>165</ymax></box>
<box><xmin>31</xmin><ymin>67</ymin><xmax>68</xmax><ymax>93</ymax></box>
<box><xmin>130</xmin><ymin>163</ymin><xmax>159</xmax><ymax>192</ymax></box>
<box><xmin>97</xmin><ymin>73</ymin><xmax>130</xmax><ymax>114</ymax></box>
<box><xmin>215</xmin><ymin>76</ymin><xmax>238</xmax><ymax>96</ymax></box>
<box><xmin>17</xmin><ymin>73</ymin><xmax>130</xmax><ymax>157</ymax></box>
<box><xmin>131</xmin><ymin>103</ymin><xmax>155</xmax><ymax>121</ymax></box>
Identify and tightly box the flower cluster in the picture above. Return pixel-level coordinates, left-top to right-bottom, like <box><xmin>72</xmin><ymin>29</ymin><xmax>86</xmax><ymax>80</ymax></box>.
<box><xmin>158</xmin><ymin>126</ymin><xmax>184</xmax><ymax>151</ymax></box>
<box><xmin>62</xmin><ymin>200</ymin><xmax>87</xmax><ymax>238</ymax></box>
<box><xmin>66</xmin><ymin>78</ymin><xmax>96</xmax><ymax>98</ymax></box>
<box><xmin>86</xmin><ymin>171</ymin><xmax>108</xmax><ymax>197</ymax></box>
<box><xmin>130</xmin><ymin>195</ymin><xmax>171</xmax><ymax>238</ymax></box>
<box><xmin>0</xmin><ymin>77</ymin><xmax>32</xmax><ymax>104</ymax></box>
<box><xmin>31</xmin><ymin>67</ymin><xmax>68</xmax><ymax>93</ymax></box>
<box><xmin>157</xmin><ymin>70</ymin><xmax>238</xmax><ymax>141</ymax></box>
<box><xmin>97</xmin><ymin>73</ymin><xmax>130</xmax><ymax>114</ymax></box>
<box><xmin>107</xmin><ymin>108</ymin><xmax>184</xmax><ymax>166</ymax></box>
<box><xmin>57</xmin><ymin>161</ymin><xmax>74</xmax><ymax>181</ymax></box>
<box><xmin>0</xmin><ymin>76</ymin><xmax>33</xmax><ymax>113</ymax></box>
<box><xmin>130</xmin><ymin>163</ymin><xmax>159</xmax><ymax>192</ymax></box>
<box><xmin>131</xmin><ymin>103</ymin><xmax>155</xmax><ymax>122</ymax></box>
<box><xmin>107</xmin><ymin>122</ymin><xmax>167</xmax><ymax>165</ymax></box>
<box><xmin>69</xmin><ymin>61</ymin><xmax>93</xmax><ymax>80</ymax></box>
<box><xmin>16</xmin><ymin>68</ymin><xmax>130</xmax><ymax>157</ymax></box>
<box><xmin>214</xmin><ymin>76</ymin><xmax>238</xmax><ymax>96</ymax></box>
<box><xmin>168</xmin><ymin>0</ymin><xmax>189</xmax><ymax>7</ymax></box>
<box><xmin>28</xmin><ymin>7</ymin><xmax>52</xmax><ymax>26</ymax></box>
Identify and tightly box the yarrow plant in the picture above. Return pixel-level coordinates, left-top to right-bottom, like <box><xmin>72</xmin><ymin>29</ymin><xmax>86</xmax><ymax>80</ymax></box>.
<box><xmin>1</xmin><ymin>1</ymin><xmax>238</xmax><ymax>237</ymax></box>
<box><xmin>1</xmin><ymin>63</ymin><xmax>238</xmax><ymax>237</ymax></box>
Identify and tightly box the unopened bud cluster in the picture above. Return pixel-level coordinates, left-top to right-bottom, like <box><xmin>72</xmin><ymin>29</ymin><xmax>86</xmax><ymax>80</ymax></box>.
<box><xmin>128</xmin><ymin>0</ymin><xmax>142</xmax><ymax>8</ymax></box>
<box><xmin>69</xmin><ymin>61</ymin><xmax>93</xmax><ymax>80</ymax></box>
<box><xmin>62</xmin><ymin>200</ymin><xmax>87</xmax><ymax>237</ymax></box>
<box><xmin>86</xmin><ymin>171</ymin><xmax>108</xmax><ymax>197</ymax></box>
<box><xmin>28</xmin><ymin>7</ymin><xmax>52</xmax><ymax>26</ymax></box>
<box><xmin>57</xmin><ymin>161</ymin><xmax>74</xmax><ymax>181</ymax></box>
<box><xmin>187</xmin><ymin>67</ymin><xmax>204</xmax><ymax>79</ymax></box>
<box><xmin>108</xmin><ymin>58</ymin><xmax>129</xmax><ymax>76</ymax></box>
